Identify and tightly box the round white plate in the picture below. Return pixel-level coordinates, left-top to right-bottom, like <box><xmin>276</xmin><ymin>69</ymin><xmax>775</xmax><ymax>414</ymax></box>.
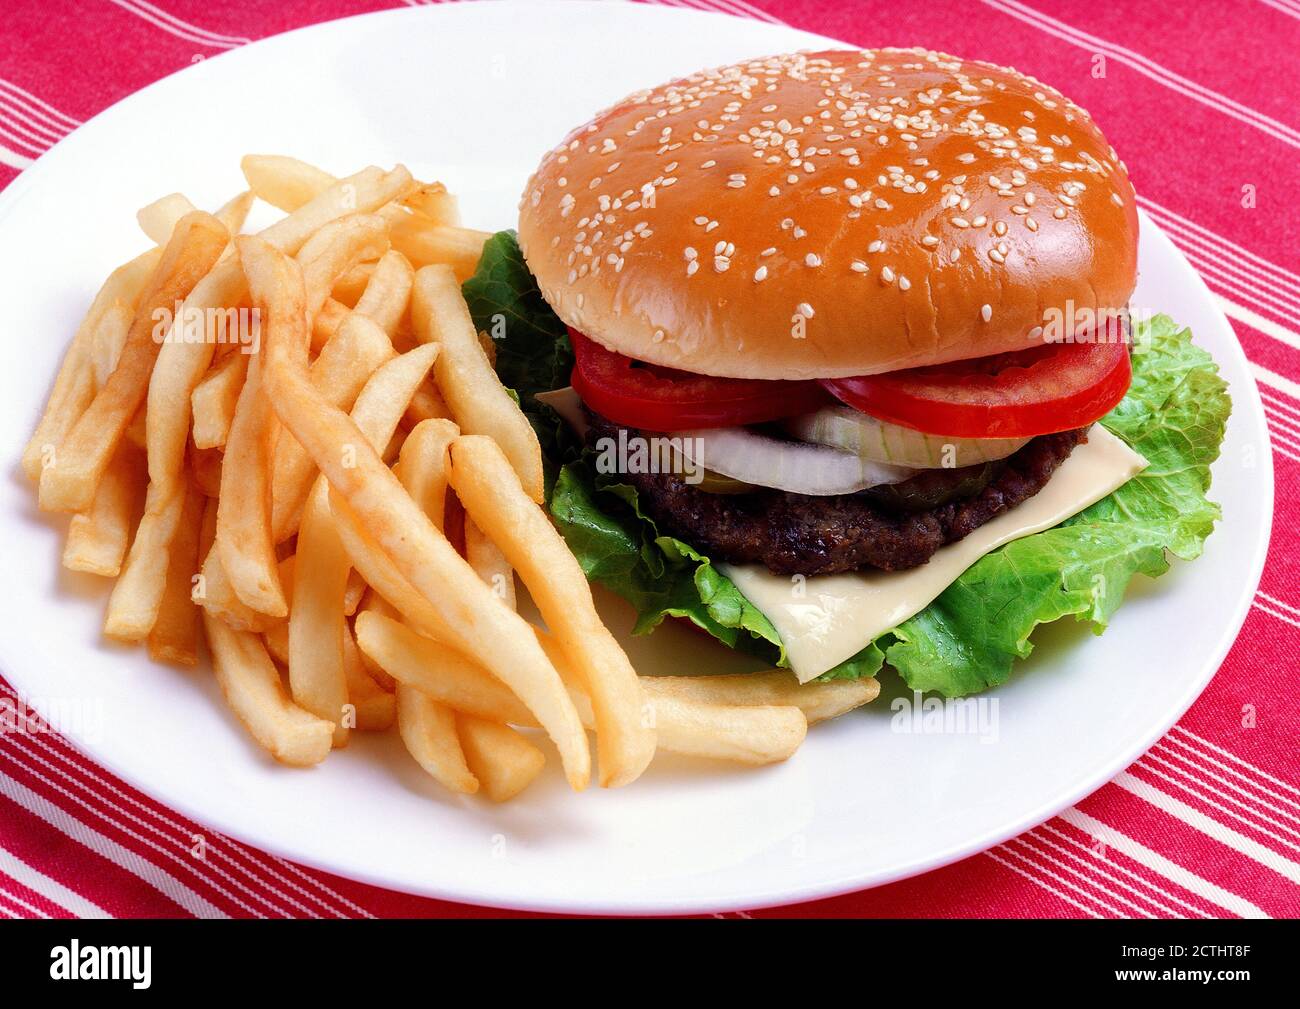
<box><xmin>0</xmin><ymin>1</ymin><xmax>1272</xmax><ymax>915</ymax></box>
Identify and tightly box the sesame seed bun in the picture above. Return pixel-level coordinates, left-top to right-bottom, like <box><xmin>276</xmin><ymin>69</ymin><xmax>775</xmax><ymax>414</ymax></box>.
<box><xmin>517</xmin><ymin>47</ymin><xmax>1139</xmax><ymax>380</ymax></box>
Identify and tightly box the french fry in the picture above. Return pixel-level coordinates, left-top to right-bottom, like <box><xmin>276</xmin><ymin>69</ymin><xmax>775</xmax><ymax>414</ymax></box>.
<box><xmin>204</xmin><ymin>609</ymin><xmax>334</xmax><ymax>767</ymax></box>
<box><xmin>343</xmin><ymin>623</ymin><xmax>395</xmax><ymax>731</ymax></box>
<box><xmin>239</xmin><ymin>154</ymin><xmax>336</xmax><ymax>212</ymax></box>
<box><xmin>289</xmin><ymin>345</ymin><xmax>436</xmax><ymax>744</ymax></box>
<box><xmin>449</xmin><ymin>435</ymin><xmax>654</xmax><ymax>788</ymax></box>
<box><xmin>38</xmin><ymin>212</ymin><xmax>229</xmax><ymax>513</ymax></box>
<box><xmin>195</xmin><ymin>541</ymin><xmax>278</xmax><ymax>634</ymax></box>
<box><xmin>352</xmin><ymin>249</ymin><xmax>413</xmax><ymax>338</ymax></box>
<box><xmin>402</xmin><ymin>182</ymin><xmax>461</xmax><ymax>227</ymax></box>
<box><xmin>132</xmin><ymin>168</ymin><xmax>413</xmax><ymax>638</ymax></box>
<box><xmin>297</xmin><ymin>214</ymin><xmax>390</xmax><ymax>326</ymax></box>
<box><xmin>215</xmin><ymin>351</ymin><xmax>284</xmax><ymax>616</ymax></box>
<box><xmin>640</xmin><ymin>672</ymin><xmax>881</xmax><ymax>724</ymax></box>
<box><xmin>412</xmin><ymin>265</ymin><xmax>543</xmax><ymax>501</ymax></box>
<box><xmin>390</xmin><ymin>413</ymin><xmax>476</xmax><ymax>794</ymax></box>
<box><xmin>310</xmin><ymin>297</ymin><xmax>349</xmax><ymax>354</ymax></box>
<box><xmin>137</xmin><ymin>193</ymin><xmax>198</xmax><ymax>244</ymax></box>
<box><xmin>240</xmin><ymin>234</ymin><xmax>589</xmax><ymax>791</ymax></box>
<box><xmin>464</xmin><ymin>518</ymin><xmax>515</xmax><ymax>610</ymax></box>
<box><xmin>355</xmin><ymin>611</ymin><xmax>807</xmax><ymax>767</ymax></box>
<box><xmin>392</xmin><ymin>220</ymin><xmax>489</xmax><ymax>281</ymax></box>
<box><xmin>270</xmin><ymin>313</ymin><xmax>394</xmax><ymax>543</ymax></box>
<box><xmin>396</xmin><ymin>685</ymin><xmax>478</xmax><ymax>794</ymax></box>
<box><xmin>213</xmin><ymin>191</ymin><xmax>255</xmax><ymax>236</ymax></box>
<box><xmin>190</xmin><ymin>351</ymin><xmax>248</xmax><ymax>449</ymax></box>
<box><xmin>330</xmin><ymin>262</ymin><xmax>374</xmax><ymax>307</ymax></box>
<box><xmin>394</xmin><ymin>419</ymin><xmax>458</xmax><ymax>525</ymax></box>
<box><xmin>23</xmin><ymin>246</ymin><xmax>165</xmax><ymax>482</ymax></box>
<box><xmin>455</xmin><ymin>714</ymin><xmax>545</xmax><ymax>802</ymax></box>
<box><xmin>62</xmin><ymin>442</ymin><xmax>146</xmax><ymax>577</ymax></box>
<box><xmin>404</xmin><ymin>381</ymin><xmax>452</xmax><ymax>428</ymax></box>
<box><xmin>189</xmin><ymin>443</ymin><xmax>223</xmax><ymax>497</ymax></box>
<box><xmin>89</xmin><ymin>301</ymin><xmax>132</xmax><ymax>388</ymax></box>
<box><xmin>147</xmin><ymin>479</ymin><xmax>205</xmax><ymax>666</ymax></box>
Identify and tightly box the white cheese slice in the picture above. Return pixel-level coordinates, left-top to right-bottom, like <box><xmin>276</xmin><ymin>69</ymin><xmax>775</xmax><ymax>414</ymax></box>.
<box><xmin>719</xmin><ymin>427</ymin><xmax>1148</xmax><ymax>682</ymax></box>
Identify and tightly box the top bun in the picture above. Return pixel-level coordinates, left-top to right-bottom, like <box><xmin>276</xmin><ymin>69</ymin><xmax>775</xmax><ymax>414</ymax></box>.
<box><xmin>518</xmin><ymin>48</ymin><xmax>1138</xmax><ymax>379</ymax></box>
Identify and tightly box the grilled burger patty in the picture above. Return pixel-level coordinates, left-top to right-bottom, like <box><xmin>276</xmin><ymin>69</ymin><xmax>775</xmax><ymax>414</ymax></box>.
<box><xmin>584</xmin><ymin>409</ymin><xmax>1088</xmax><ymax>576</ymax></box>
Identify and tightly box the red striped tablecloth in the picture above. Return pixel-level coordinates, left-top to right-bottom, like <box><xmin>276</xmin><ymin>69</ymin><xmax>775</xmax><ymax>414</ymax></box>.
<box><xmin>0</xmin><ymin>0</ymin><xmax>1296</xmax><ymax>919</ymax></box>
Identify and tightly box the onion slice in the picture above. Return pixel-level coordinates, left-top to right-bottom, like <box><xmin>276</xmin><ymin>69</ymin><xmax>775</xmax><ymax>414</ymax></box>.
<box><xmin>785</xmin><ymin>405</ymin><xmax>1029</xmax><ymax>468</ymax></box>
<box><xmin>673</xmin><ymin>426</ymin><xmax>915</xmax><ymax>496</ymax></box>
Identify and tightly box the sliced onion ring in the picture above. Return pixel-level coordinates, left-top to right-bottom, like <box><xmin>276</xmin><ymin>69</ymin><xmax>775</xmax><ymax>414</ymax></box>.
<box><xmin>785</xmin><ymin>405</ymin><xmax>1029</xmax><ymax>468</ymax></box>
<box><xmin>673</xmin><ymin>426</ymin><xmax>915</xmax><ymax>496</ymax></box>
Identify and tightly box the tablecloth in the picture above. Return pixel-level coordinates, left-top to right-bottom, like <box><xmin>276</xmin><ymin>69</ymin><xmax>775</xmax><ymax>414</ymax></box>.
<box><xmin>0</xmin><ymin>0</ymin><xmax>1296</xmax><ymax>919</ymax></box>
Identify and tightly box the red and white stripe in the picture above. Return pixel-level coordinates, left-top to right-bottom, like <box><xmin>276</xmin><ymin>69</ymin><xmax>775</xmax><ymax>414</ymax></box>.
<box><xmin>106</xmin><ymin>0</ymin><xmax>252</xmax><ymax>49</ymax></box>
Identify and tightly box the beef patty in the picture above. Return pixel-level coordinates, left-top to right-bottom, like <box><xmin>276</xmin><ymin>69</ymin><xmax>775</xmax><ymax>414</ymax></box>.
<box><xmin>585</xmin><ymin>409</ymin><xmax>1087</xmax><ymax>576</ymax></box>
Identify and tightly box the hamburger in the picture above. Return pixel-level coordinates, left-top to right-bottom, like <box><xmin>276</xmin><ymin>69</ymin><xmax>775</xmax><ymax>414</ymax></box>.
<box><xmin>463</xmin><ymin>48</ymin><xmax>1230</xmax><ymax>696</ymax></box>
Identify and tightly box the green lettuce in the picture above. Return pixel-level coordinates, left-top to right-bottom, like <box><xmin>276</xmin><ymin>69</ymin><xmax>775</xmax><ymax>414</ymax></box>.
<box><xmin>467</xmin><ymin>232</ymin><xmax>1230</xmax><ymax>696</ymax></box>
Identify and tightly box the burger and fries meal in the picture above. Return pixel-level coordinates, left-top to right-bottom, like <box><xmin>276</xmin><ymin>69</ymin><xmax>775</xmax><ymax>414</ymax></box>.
<box><xmin>25</xmin><ymin>48</ymin><xmax>1228</xmax><ymax>803</ymax></box>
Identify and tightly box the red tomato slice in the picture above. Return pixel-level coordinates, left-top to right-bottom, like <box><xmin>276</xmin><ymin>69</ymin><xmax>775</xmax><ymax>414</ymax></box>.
<box><xmin>820</xmin><ymin>338</ymin><xmax>1132</xmax><ymax>438</ymax></box>
<box><xmin>568</xmin><ymin>329</ymin><xmax>831</xmax><ymax>431</ymax></box>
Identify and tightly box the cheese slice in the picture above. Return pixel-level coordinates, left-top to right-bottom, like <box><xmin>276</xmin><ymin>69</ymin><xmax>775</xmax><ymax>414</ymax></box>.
<box><xmin>719</xmin><ymin>427</ymin><xmax>1147</xmax><ymax>682</ymax></box>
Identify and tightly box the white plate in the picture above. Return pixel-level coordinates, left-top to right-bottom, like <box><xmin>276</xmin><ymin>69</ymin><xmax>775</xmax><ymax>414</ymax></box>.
<box><xmin>0</xmin><ymin>1</ymin><xmax>1272</xmax><ymax>915</ymax></box>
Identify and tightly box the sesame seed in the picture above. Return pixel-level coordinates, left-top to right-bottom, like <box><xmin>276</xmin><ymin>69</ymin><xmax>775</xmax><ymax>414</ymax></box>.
<box><xmin>881</xmin><ymin>265</ymin><xmax>896</xmax><ymax>283</ymax></box>
<box><xmin>981</xmin><ymin>303</ymin><xmax>992</xmax><ymax>322</ymax></box>
<box><xmin>797</xmin><ymin>302</ymin><xmax>815</xmax><ymax>319</ymax></box>
<box><xmin>850</xmin><ymin>260</ymin><xmax>868</xmax><ymax>273</ymax></box>
<box><xmin>684</xmin><ymin>247</ymin><xmax>698</xmax><ymax>260</ymax></box>
<box><xmin>754</xmin><ymin>265</ymin><xmax>768</xmax><ymax>282</ymax></box>
<box><xmin>898</xmin><ymin>275</ymin><xmax>912</xmax><ymax>290</ymax></box>
<box><xmin>921</xmin><ymin>235</ymin><xmax>939</xmax><ymax>247</ymax></box>
<box><xmin>805</xmin><ymin>253</ymin><xmax>822</xmax><ymax>267</ymax></box>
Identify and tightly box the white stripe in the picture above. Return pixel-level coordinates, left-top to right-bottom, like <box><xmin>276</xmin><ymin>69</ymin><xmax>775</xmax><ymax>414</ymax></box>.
<box><xmin>106</xmin><ymin>0</ymin><xmax>243</xmax><ymax>50</ymax></box>
<box><xmin>1164</xmin><ymin>727</ymin><xmax>1300</xmax><ymax>814</ymax></box>
<box><xmin>1060</xmin><ymin>807</ymin><xmax>1269</xmax><ymax>918</ymax></box>
<box><xmin>1139</xmin><ymin>195</ymin><xmax>1300</xmax><ymax>298</ymax></box>
<box><xmin>1264</xmin><ymin>403</ymin><xmax>1300</xmax><ymax>442</ymax></box>
<box><xmin>0</xmin><ymin>730</ymin><xmax>292</xmax><ymax>917</ymax></box>
<box><xmin>1039</xmin><ymin>823</ymin><xmax>1209</xmax><ymax>917</ymax></box>
<box><xmin>991</xmin><ymin>843</ymin><xmax>1126</xmax><ymax>915</ymax></box>
<box><xmin>1264</xmin><ymin>420</ymin><xmax>1300</xmax><ymax>460</ymax></box>
<box><xmin>266</xmin><ymin>854</ymin><xmax>375</xmax><ymax>919</ymax></box>
<box><xmin>0</xmin><ymin>112</ymin><xmax>60</xmax><ymax>158</ymax></box>
<box><xmin>692</xmin><ymin>0</ymin><xmax>788</xmax><ymax>26</ymax></box>
<box><xmin>1006</xmin><ymin>835</ymin><xmax>1155</xmax><ymax>916</ymax></box>
<box><xmin>984</xmin><ymin>0</ymin><xmax>1300</xmax><ymax>149</ymax></box>
<box><xmin>1251</xmin><ymin>363</ymin><xmax>1300</xmax><ymax>403</ymax></box>
<box><xmin>1171</xmin><ymin>240</ymin><xmax>1300</xmax><ymax>329</ymax></box>
<box><xmin>1138</xmin><ymin>759</ymin><xmax>1300</xmax><ymax>852</ymax></box>
<box><xmin>1254</xmin><ymin>598</ymin><xmax>1300</xmax><ymax>631</ymax></box>
<box><xmin>0</xmin><ymin>841</ymin><xmax>111</xmax><ymax>918</ymax></box>
<box><xmin>1139</xmin><ymin>750</ymin><xmax>1300</xmax><ymax>837</ymax></box>
<box><xmin>0</xmin><ymin>78</ymin><xmax>81</xmax><ymax>130</ymax></box>
<box><xmin>0</xmin><ymin>682</ymin><xmax>363</xmax><ymax>918</ymax></box>
<box><xmin>1144</xmin><ymin>197</ymin><xmax>1300</xmax><ymax>293</ymax></box>
<box><xmin>0</xmin><ymin>95</ymin><xmax>74</xmax><ymax>146</ymax></box>
<box><xmin>1258</xmin><ymin>0</ymin><xmax>1300</xmax><ymax>20</ymax></box>
<box><xmin>1153</xmin><ymin>738</ymin><xmax>1300</xmax><ymax>822</ymax></box>
<box><xmin>124</xmin><ymin>0</ymin><xmax>252</xmax><ymax>46</ymax></box>
<box><xmin>1262</xmin><ymin>389</ymin><xmax>1300</xmax><ymax>424</ymax></box>
<box><xmin>1216</xmin><ymin>296</ymin><xmax>1300</xmax><ymax>353</ymax></box>
<box><xmin>1146</xmin><ymin>213</ymin><xmax>1300</xmax><ymax>325</ymax></box>
<box><xmin>0</xmin><ymin>766</ymin><xmax>227</xmax><ymax>918</ymax></box>
<box><xmin>1171</xmin><ymin>727</ymin><xmax>1300</xmax><ymax>798</ymax></box>
<box><xmin>0</xmin><ymin>142</ymin><xmax>32</xmax><ymax>170</ymax></box>
<box><xmin>1259</xmin><ymin>591</ymin><xmax>1300</xmax><ymax>621</ymax></box>
<box><xmin>1114</xmin><ymin>770</ymin><xmax>1300</xmax><ymax>884</ymax></box>
<box><xmin>0</xmin><ymin>737</ymin><xmax>262</xmax><ymax>916</ymax></box>
<box><xmin>0</xmin><ymin>122</ymin><xmax>45</xmax><ymax>160</ymax></box>
<box><xmin>984</xmin><ymin>849</ymin><xmax>1105</xmax><ymax>916</ymax></box>
<box><xmin>0</xmin><ymin>884</ymin><xmax>48</xmax><ymax>918</ymax></box>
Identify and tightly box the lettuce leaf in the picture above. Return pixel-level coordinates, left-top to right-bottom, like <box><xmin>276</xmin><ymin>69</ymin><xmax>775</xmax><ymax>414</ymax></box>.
<box><xmin>470</xmin><ymin>232</ymin><xmax>1230</xmax><ymax>696</ymax></box>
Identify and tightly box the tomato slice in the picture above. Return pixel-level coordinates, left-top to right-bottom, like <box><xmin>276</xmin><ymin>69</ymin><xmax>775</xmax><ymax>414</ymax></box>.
<box><xmin>568</xmin><ymin>328</ymin><xmax>831</xmax><ymax>431</ymax></box>
<box><xmin>820</xmin><ymin>338</ymin><xmax>1132</xmax><ymax>438</ymax></box>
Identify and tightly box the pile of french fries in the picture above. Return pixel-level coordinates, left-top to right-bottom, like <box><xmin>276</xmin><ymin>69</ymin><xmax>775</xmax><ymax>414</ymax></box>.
<box><xmin>25</xmin><ymin>155</ymin><xmax>879</xmax><ymax>801</ymax></box>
